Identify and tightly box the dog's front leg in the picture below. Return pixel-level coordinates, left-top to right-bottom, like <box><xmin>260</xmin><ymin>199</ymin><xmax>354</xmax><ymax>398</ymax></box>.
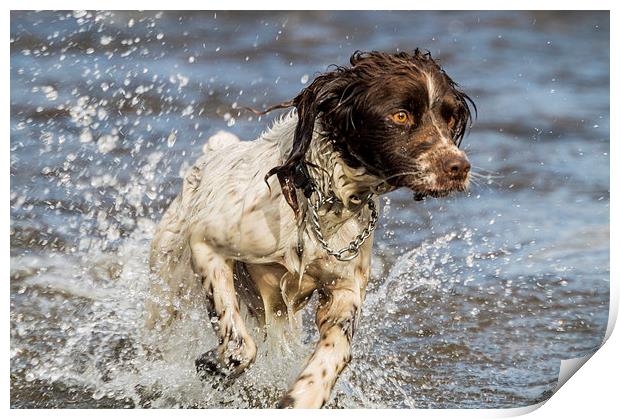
<box><xmin>191</xmin><ymin>241</ymin><xmax>257</xmax><ymax>380</ymax></box>
<box><xmin>277</xmin><ymin>275</ymin><xmax>364</xmax><ymax>408</ymax></box>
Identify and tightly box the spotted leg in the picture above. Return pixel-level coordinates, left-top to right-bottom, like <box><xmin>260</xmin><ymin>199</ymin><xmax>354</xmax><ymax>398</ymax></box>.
<box><xmin>191</xmin><ymin>241</ymin><xmax>257</xmax><ymax>381</ymax></box>
<box><xmin>277</xmin><ymin>276</ymin><xmax>364</xmax><ymax>408</ymax></box>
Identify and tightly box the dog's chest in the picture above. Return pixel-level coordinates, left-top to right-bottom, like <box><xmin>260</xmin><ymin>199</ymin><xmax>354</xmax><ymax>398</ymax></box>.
<box><xmin>232</xmin><ymin>199</ymin><xmax>372</xmax><ymax>277</ymax></box>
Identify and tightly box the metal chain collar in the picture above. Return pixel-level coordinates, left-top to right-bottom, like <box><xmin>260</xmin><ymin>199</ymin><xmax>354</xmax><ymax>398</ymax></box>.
<box><xmin>307</xmin><ymin>188</ymin><xmax>379</xmax><ymax>261</ymax></box>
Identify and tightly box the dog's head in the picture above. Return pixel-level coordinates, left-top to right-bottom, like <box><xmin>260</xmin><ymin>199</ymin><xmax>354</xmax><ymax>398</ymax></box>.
<box><xmin>265</xmin><ymin>50</ymin><xmax>475</xmax><ymax>214</ymax></box>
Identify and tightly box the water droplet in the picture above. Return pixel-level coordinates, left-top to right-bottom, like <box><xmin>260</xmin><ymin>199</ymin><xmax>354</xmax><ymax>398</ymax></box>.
<box><xmin>181</xmin><ymin>105</ymin><xmax>194</xmax><ymax>117</ymax></box>
<box><xmin>97</xmin><ymin>135</ymin><xmax>118</xmax><ymax>153</ymax></box>
<box><xmin>79</xmin><ymin>129</ymin><xmax>93</xmax><ymax>143</ymax></box>
<box><xmin>92</xmin><ymin>389</ymin><xmax>105</xmax><ymax>400</ymax></box>
<box><xmin>40</xmin><ymin>132</ymin><xmax>53</xmax><ymax>144</ymax></box>
<box><xmin>167</xmin><ymin>132</ymin><xmax>177</xmax><ymax>147</ymax></box>
<box><xmin>42</xmin><ymin>86</ymin><xmax>58</xmax><ymax>101</ymax></box>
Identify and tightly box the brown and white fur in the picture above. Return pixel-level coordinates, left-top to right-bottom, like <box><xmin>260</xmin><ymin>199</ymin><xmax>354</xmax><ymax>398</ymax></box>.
<box><xmin>147</xmin><ymin>50</ymin><xmax>475</xmax><ymax>408</ymax></box>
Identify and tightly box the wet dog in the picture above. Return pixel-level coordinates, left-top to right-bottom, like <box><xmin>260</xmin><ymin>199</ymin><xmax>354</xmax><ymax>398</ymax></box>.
<box><xmin>148</xmin><ymin>50</ymin><xmax>474</xmax><ymax>408</ymax></box>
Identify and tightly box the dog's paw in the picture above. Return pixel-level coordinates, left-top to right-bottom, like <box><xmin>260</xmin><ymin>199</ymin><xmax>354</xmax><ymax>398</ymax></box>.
<box><xmin>195</xmin><ymin>349</ymin><xmax>231</xmax><ymax>387</ymax></box>
<box><xmin>195</xmin><ymin>348</ymin><xmax>253</xmax><ymax>390</ymax></box>
<box><xmin>276</xmin><ymin>394</ymin><xmax>296</xmax><ymax>408</ymax></box>
<box><xmin>194</xmin><ymin>349</ymin><xmax>234</xmax><ymax>389</ymax></box>
<box><xmin>195</xmin><ymin>338</ymin><xmax>257</xmax><ymax>388</ymax></box>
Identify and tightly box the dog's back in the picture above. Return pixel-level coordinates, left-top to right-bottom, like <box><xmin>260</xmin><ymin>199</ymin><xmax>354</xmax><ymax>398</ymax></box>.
<box><xmin>147</xmin><ymin>115</ymin><xmax>299</xmax><ymax>327</ymax></box>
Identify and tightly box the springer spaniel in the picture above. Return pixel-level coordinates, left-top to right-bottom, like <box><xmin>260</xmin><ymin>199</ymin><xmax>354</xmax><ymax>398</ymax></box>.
<box><xmin>148</xmin><ymin>50</ymin><xmax>475</xmax><ymax>408</ymax></box>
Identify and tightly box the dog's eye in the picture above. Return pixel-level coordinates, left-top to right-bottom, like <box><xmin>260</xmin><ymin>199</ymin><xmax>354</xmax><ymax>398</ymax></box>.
<box><xmin>390</xmin><ymin>111</ymin><xmax>410</xmax><ymax>125</ymax></box>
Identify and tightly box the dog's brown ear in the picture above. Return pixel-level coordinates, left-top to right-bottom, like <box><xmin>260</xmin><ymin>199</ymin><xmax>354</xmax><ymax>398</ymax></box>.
<box><xmin>264</xmin><ymin>74</ymin><xmax>335</xmax><ymax>217</ymax></box>
<box><xmin>451</xmin><ymin>87</ymin><xmax>476</xmax><ymax>147</ymax></box>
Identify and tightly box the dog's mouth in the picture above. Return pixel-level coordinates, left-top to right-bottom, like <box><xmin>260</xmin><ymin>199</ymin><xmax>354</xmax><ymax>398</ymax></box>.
<box><xmin>385</xmin><ymin>169</ymin><xmax>470</xmax><ymax>201</ymax></box>
<box><xmin>413</xmin><ymin>188</ymin><xmax>453</xmax><ymax>201</ymax></box>
<box><xmin>409</xmin><ymin>178</ymin><xmax>469</xmax><ymax>201</ymax></box>
<box><xmin>414</xmin><ymin>190</ymin><xmax>446</xmax><ymax>201</ymax></box>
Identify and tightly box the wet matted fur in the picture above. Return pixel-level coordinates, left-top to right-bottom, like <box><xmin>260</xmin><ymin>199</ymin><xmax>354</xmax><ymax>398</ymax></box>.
<box><xmin>148</xmin><ymin>50</ymin><xmax>475</xmax><ymax>408</ymax></box>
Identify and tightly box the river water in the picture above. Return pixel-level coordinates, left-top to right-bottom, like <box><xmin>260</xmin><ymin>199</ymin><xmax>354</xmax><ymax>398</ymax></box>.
<box><xmin>10</xmin><ymin>11</ymin><xmax>609</xmax><ymax>408</ymax></box>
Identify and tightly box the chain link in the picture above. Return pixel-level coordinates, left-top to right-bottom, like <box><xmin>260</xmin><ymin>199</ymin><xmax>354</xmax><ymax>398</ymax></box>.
<box><xmin>307</xmin><ymin>190</ymin><xmax>379</xmax><ymax>261</ymax></box>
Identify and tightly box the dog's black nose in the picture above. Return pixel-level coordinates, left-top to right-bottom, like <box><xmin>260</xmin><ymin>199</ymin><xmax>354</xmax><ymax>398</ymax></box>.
<box><xmin>442</xmin><ymin>156</ymin><xmax>471</xmax><ymax>178</ymax></box>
